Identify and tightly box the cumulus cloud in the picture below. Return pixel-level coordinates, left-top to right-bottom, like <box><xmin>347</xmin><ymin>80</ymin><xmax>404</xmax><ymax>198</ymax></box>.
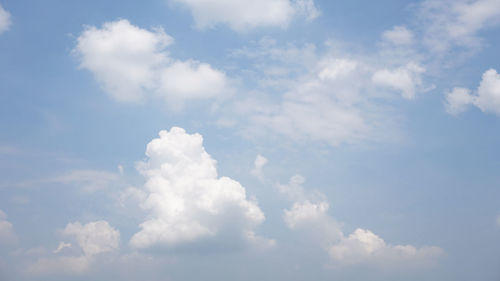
<box><xmin>29</xmin><ymin>221</ymin><xmax>120</xmax><ymax>275</ymax></box>
<box><xmin>171</xmin><ymin>0</ymin><xmax>319</xmax><ymax>31</ymax></box>
<box><xmin>372</xmin><ymin>62</ymin><xmax>426</xmax><ymax>99</ymax></box>
<box><xmin>329</xmin><ymin>229</ymin><xmax>443</xmax><ymax>267</ymax></box>
<box><xmin>74</xmin><ymin>19</ymin><xmax>232</xmax><ymax>108</ymax></box>
<box><xmin>445</xmin><ymin>69</ymin><xmax>500</xmax><ymax>115</ymax></box>
<box><xmin>0</xmin><ymin>4</ymin><xmax>11</xmax><ymax>34</ymax></box>
<box><xmin>418</xmin><ymin>0</ymin><xmax>500</xmax><ymax>53</ymax></box>
<box><xmin>279</xmin><ymin>176</ymin><xmax>443</xmax><ymax>268</ymax></box>
<box><xmin>129</xmin><ymin>127</ymin><xmax>270</xmax><ymax>250</ymax></box>
<box><xmin>250</xmin><ymin>154</ymin><xmax>268</xmax><ymax>181</ymax></box>
<box><xmin>0</xmin><ymin>210</ymin><xmax>17</xmax><ymax>245</ymax></box>
<box><xmin>382</xmin><ymin>26</ymin><xmax>414</xmax><ymax>45</ymax></box>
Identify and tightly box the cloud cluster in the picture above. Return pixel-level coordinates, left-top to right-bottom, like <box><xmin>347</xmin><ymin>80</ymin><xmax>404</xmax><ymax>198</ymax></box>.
<box><xmin>29</xmin><ymin>221</ymin><xmax>120</xmax><ymax>275</ymax></box>
<box><xmin>129</xmin><ymin>127</ymin><xmax>270</xmax><ymax>250</ymax></box>
<box><xmin>229</xmin><ymin>40</ymin><xmax>408</xmax><ymax>146</ymax></box>
<box><xmin>74</xmin><ymin>20</ymin><xmax>232</xmax><ymax>108</ymax></box>
<box><xmin>0</xmin><ymin>4</ymin><xmax>10</xmax><ymax>34</ymax></box>
<box><xmin>278</xmin><ymin>175</ymin><xmax>443</xmax><ymax>268</ymax></box>
<box><xmin>0</xmin><ymin>210</ymin><xmax>17</xmax><ymax>245</ymax></box>
<box><xmin>171</xmin><ymin>0</ymin><xmax>319</xmax><ymax>31</ymax></box>
<box><xmin>445</xmin><ymin>69</ymin><xmax>500</xmax><ymax>115</ymax></box>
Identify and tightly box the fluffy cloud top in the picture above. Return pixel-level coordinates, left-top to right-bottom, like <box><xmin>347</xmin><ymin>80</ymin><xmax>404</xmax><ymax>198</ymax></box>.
<box><xmin>0</xmin><ymin>4</ymin><xmax>10</xmax><ymax>34</ymax></box>
<box><xmin>29</xmin><ymin>220</ymin><xmax>120</xmax><ymax>275</ymax></box>
<box><xmin>129</xmin><ymin>127</ymin><xmax>268</xmax><ymax>249</ymax></box>
<box><xmin>372</xmin><ymin>62</ymin><xmax>425</xmax><ymax>99</ymax></box>
<box><xmin>279</xmin><ymin>175</ymin><xmax>443</xmax><ymax>268</ymax></box>
<box><xmin>329</xmin><ymin>229</ymin><xmax>443</xmax><ymax>267</ymax></box>
<box><xmin>445</xmin><ymin>69</ymin><xmax>500</xmax><ymax>115</ymax></box>
<box><xmin>172</xmin><ymin>0</ymin><xmax>319</xmax><ymax>31</ymax></box>
<box><xmin>74</xmin><ymin>20</ymin><xmax>232</xmax><ymax>107</ymax></box>
<box><xmin>0</xmin><ymin>210</ymin><xmax>17</xmax><ymax>245</ymax></box>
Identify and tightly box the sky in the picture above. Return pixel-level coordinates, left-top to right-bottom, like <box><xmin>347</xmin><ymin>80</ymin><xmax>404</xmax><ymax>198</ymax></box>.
<box><xmin>0</xmin><ymin>0</ymin><xmax>500</xmax><ymax>280</ymax></box>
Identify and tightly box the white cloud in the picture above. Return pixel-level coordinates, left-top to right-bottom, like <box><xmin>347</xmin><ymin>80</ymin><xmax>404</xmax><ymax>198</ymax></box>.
<box><xmin>318</xmin><ymin>58</ymin><xmax>358</xmax><ymax>81</ymax></box>
<box><xmin>171</xmin><ymin>0</ymin><xmax>319</xmax><ymax>31</ymax></box>
<box><xmin>444</xmin><ymin>87</ymin><xmax>473</xmax><ymax>115</ymax></box>
<box><xmin>372</xmin><ymin>62</ymin><xmax>426</xmax><ymax>99</ymax></box>
<box><xmin>418</xmin><ymin>0</ymin><xmax>500</xmax><ymax>53</ymax></box>
<box><xmin>74</xmin><ymin>19</ymin><xmax>232</xmax><ymax>108</ymax></box>
<box><xmin>279</xmin><ymin>176</ymin><xmax>443</xmax><ymax>268</ymax></box>
<box><xmin>250</xmin><ymin>154</ymin><xmax>268</xmax><ymax>181</ymax></box>
<box><xmin>129</xmin><ymin>127</ymin><xmax>270</xmax><ymax>250</ymax></box>
<box><xmin>29</xmin><ymin>220</ymin><xmax>120</xmax><ymax>275</ymax></box>
<box><xmin>445</xmin><ymin>69</ymin><xmax>500</xmax><ymax>116</ymax></box>
<box><xmin>228</xmin><ymin>40</ymin><xmax>406</xmax><ymax>147</ymax></box>
<box><xmin>382</xmin><ymin>26</ymin><xmax>414</xmax><ymax>45</ymax></box>
<box><xmin>63</xmin><ymin>221</ymin><xmax>120</xmax><ymax>257</ymax></box>
<box><xmin>329</xmin><ymin>229</ymin><xmax>443</xmax><ymax>267</ymax></box>
<box><xmin>0</xmin><ymin>210</ymin><xmax>17</xmax><ymax>245</ymax></box>
<box><xmin>53</xmin><ymin>242</ymin><xmax>72</xmax><ymax>254</ymax></box>
<box><xmin>0</xmin><ymin>4</ymin><xmax>11</xmax><ymax>34</ymax></box>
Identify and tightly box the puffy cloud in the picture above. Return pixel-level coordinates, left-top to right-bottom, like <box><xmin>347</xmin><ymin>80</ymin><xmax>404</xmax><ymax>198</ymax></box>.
<box><xmin>382</xmin><ymin>26</ymin><xmax>414</xmax><ymax>45</ymax></box>
<box><xmin>445</xmin><ymin>69</ymin><xmax>500</xmax><ymax>116</ymax></box>
<box><xmin>444</xmin><ymin>87</ymin><xmax>473</xmax><ymax>115</ymax></box>
<box><xmin>372</xmin><ymin>62</ymin><xmax>426</xmax><ymax>99</ymax></box>
<box><xmin>250</xmin><ymin>154</ymin><xmax>268</xmax><ymax>181</ymax></box>
<box><xmin>171</xmin><ymin>0</ymin><xmax>319</xmax><ymax>31</ymax></box>
<box><xmin>74</xmin><ymin>19</ymin><xmax>232</xmax><ymax>108</ymax></box>
<box><xmin>279</xmin><ymin>176</ymin><xmax>443</xmax><ymax>268</ymax></box>
<box><xmin>0</xmin><ymin>4</ymin><xmax>10</xmax><ymax>34</ymax></box>
<box><xmin>329</xmin><ymin>229</ymin><xmax>443</xmax><ymax>267</ymax></box>
<box><xmin>418</xmin><ymin>0</ymin><xmax>500</xmax><ymax>53</ymax></box>
<box><xmin>29</xmin><ymin>220</ymin><xmax>120</xmax><ymax>275</ymax></box>
<box><xmin>63</xmin><ymin>221</ymin><xmax>120</xmax><ymax>257</ymax></box>
<box><xmin>0</xmin><ymin>210</ymin><xmax>17</xmax><ymax>245</ymax></box>
<box><xmin>129</xmin><ymin>127</ymin><xmax>269</xmax><ymax>250</ymax></box>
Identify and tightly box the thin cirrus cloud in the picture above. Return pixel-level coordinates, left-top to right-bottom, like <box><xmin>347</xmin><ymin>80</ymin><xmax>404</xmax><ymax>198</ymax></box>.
<box><xmin>29</xmin><ymin>221</ymin><xmax>120</xmax><ymax>275</ymax></box>
<box><xmin>129</xmin><ymin>127</ymin><xmax>273</xmax><ymax>250</ymax></box>
<box><xmin>278</xmin><ymin>175</ymin><xmax>443</xmax><ymax>268</ymax></box>
<box><xmin>171</xmin><ymin>0</ymin><xmax>319</xmax><ymax>31</ymax></box>
<box><xmin>73</xmin><ymin>19</ymin><xmax>233</xmax><ymax>109</ymax></box>
<box><xmin>417</xmin><ymin>0</ymin><xmax>500</xmax><ymax>53</ymax></box>
<box><xmin>445</xmin><ymin>68</ymin><xmax>500</xmax><ymax>116</ymax></box>
<box><xmin>0</xmin><ymin>4</ymin><xmax>10</xmax><ymax>34</ymax></box>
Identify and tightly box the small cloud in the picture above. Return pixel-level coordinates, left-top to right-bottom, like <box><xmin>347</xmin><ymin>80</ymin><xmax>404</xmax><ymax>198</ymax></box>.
<box><xmin>0</xmin><ymin>4</ymin><xmax>11</xmax><ymax>34</ymax></box>
<box><xmin>250</xmin><ymin>154</ymin><xmax>268</xmax><ymax>181</ymax></box>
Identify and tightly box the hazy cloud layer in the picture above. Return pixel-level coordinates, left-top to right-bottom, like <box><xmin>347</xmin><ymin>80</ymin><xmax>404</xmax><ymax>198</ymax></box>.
<box><xmin>171</xmin><ymin>0</ymin><xmax>319</xmax><ymax>31</ymax></box>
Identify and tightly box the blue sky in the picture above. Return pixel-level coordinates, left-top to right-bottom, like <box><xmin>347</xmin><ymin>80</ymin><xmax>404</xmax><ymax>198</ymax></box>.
<box><xmin>0</xmin><ymin>0</ymin><xmax>500</xmax><ymax>280</ymax></box>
